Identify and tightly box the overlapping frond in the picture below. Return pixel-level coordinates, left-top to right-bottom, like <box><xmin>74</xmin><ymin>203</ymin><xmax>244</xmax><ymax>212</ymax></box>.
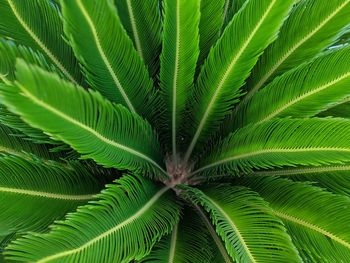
<box><xmin>238</xmin><ymin>176</ymin><xmax>350</xmax><ymax>262</ymax></box>
<box><xmin>140</xmin><ymin>206</ymin><xmax>212</xmax><ymax>263</ymax></box>
<box><xmin>0</xmin><ymin>0</ymin><xmax>83</xmax><ymax>84</ymax></box>
<box><xmin>244</xmin><ymin>0</ymin><xmax>350</xmax><ymax>101</ymax></box>
<box><xmin>319</xmin><ymin>100</ymin><xmax>350</xmax><ymax>118</ymax></box>
<box><xmin>61</xmin><ymin>0</ymin><xmax>157</xmax><ymax>121</ymax></box>
<box><xmin>192</xmin><ymin>118</ymin><xmax>350</xmax><ymax>177</ymax></box>
<box><xmin>184</xmin><ymin>0</ymin><xmax>296</xmax><ymax>161</ymax></box>
<box><xmin>5</xmin><ymin>175</ymin><xmax>180</xmax><ymax>263</ymax></box>
<box><xmin>115</xmin><ymin>0</ymin><xmax>162</xmax><ymax>77</ymax></box>
<box><xmin>233</xmin><ymin>46</ymin><xmax>350</xmax><ymax>129</ymax></box>
<box><xmin>159</xmin><ymin>0</ymin><xmax>200</xmax><ymax>157</ymax></box>
<box><xmin>0</xmin><ymin>155</ymin><xmax>103</xmax><ymax>238</ymax></box>
<box><xmin>181</xmin><ymin>184</ymin><xmax>301</xmax><ymax>262</ymax></box>
<box><xmin>0</xmin><ymin>61</ymin><xmax>166</xmax><ymax>178</ymax></box>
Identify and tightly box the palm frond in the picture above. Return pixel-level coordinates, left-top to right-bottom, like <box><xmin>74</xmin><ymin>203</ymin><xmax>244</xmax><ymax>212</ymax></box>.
<box><xmin>5</xmin><ymin>175</ymin><xmax>180</xmax><ymax>263</ymax></box>
<box><xmin>0</xmin><ymin>61</ymin><xmax>167</xmax><ymax>178</ymax></box>
<box><xmin>221</xmin><ymin>0</ymin><xmax>247</xmax><ymax>32</ymax></box>
<box><xmin>61</xmin><ymin>0</ymin><xmax>157</xmax><ymax>120</ymax></box>
<box><xmin>184</xmin><ymin>0</ymin><xmax>296</xmax><ymax>162</ymax></box>
<box><xmin>140</xmin><ymin>206</ymin><xmax>213</xmax><ymax>263</ymax></box>
<box><xmin>115</xmin><ymin>0</ymin><xmax>162</xmax><ymax>78</ymax></box>
<box><xmin>233</xmin><ymin>45</ymin><xmax>350</xmax><ymax>129</ymax></box>
<box><xmin>0</xmin><ymin>0</ymin><xmax>83</xmax><ymax>84</ymax></box>
<box><xmin>181</xmin><ymin>184</ymin><xmax>301</xmax><ymax>262</ymax></box>
<box><xmin>244</xmin><ymin>0</ymin><xmax>350</xmax><ymax>101</ymax></box>
<box><xmin>159</xmin><ymin>0</ymin><xmax>200</xmax><ymax>158</ymax></box>
<box><xmin>238</xmin><ymin>176</ymin><xmax>350</xmax><ymax>262</ymax></box>
<box><xmin>192</xmin><ymin>118</ymin><xmax>350</xmax><ymax>177</ymax></box>
<box><xmin>0</xmin><ymin>155</ymin><xmax>103</xmax><ymax>238</ymax></box>
<box><xmin>318</xmin><ymin>99</ymin><xmax>350</xmax><ymax>118</ymax></box>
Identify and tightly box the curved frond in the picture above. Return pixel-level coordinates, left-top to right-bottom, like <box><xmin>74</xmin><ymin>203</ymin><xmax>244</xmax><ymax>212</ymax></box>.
<box><xmin>192</xmin><ymin>118</ymin><xmax>350</xmax><ymax>177</ymax></box>
<box><xmin>0</xmin><ymin>155</ymin><xmax>103</xmax><ymax>237</ymax></box>
<box><xmin>5</xmin><ymin>175</ymin><xmax>180</xmax><ymax>263</ymax></box>
<box><xmin>0</xmin><ymin>61</ymin><xmax>167</xmax><ymax>178</ymax></box>
<box><xmin>234</xmin><ymin>46</ymin><xmax>350</xmax><ymax>129</ymax></box>
<box><xmin>184</xmin><ymin>0</ymin><xmax>296</xmax><ymax>161</ymax></box>
<box><xmin>318</xmin><ymin>100</ymin><xmax>350</xmax><ymax>118</ymax></box>
<box><xmin>141</xmin><ymin>206</ymin><xmax>212</xmax><ymax>263</ymax></box>
<box><xmin>0</xmin><ymin>0</ymin><xmax>83</xmax><ymax>84</ymax></box>
<box><xmin>238</xmin><ymin>176</ymin><xmax>350</xmax><ymax>262</ymax></box>
<box><xmin>159</xmin><ymin>0</ymin><xmax>200</xmax><ymax>157</ymax></box>
<box><xmin>115</xmin><ymin>0</ymin><xmax>162</xmax><ymax>77</ymax></box>
<box><xmin>244</xmin><ymin>0</ymin><xmax>350</xmax><ymax>101</ymax></box>
<box><xmin>61</xmin><ymin>0</ymin><xmax>157</xmax><ymax>120</ymax></box>
<box><xmin>181</xmin><ymin>184</ymin><xmax>301</xmax><ymax>263</ymax></box>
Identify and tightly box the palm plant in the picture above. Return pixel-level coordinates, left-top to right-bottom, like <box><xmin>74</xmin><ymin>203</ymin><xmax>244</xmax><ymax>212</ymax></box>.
<box><xmin>1</xmin><ymin>0</ymin><xmax>350</xmax><ymax>262</ymax></box>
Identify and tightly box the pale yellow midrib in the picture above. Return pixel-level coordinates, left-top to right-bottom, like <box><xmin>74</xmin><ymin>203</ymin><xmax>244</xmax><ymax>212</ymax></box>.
<box><xmin>184</xmin><ymin>0</ymin><xmax>277</xmax><ymax>162</ymax></box>
<box><xmin>248</xmin><ymin>0</ymin><xmax>350</xmax><ymax>98</ymax></box>
<box><xmin>76</xmin><ymin>0</ymin><xmax>136</xmax><ymax>113</ymax></box>
<box><xmin>195</xmin><ymin>205</ymin><xmax>233</xmax><ymax>263</ymax></box>
<box><xmin>207</xmin><ymin>196</ymin><xmax>256</xmax><ymax>263</ymax></box>
<box><xmin>37</xmin><ymin>186</ymin><xmax>170</xmax><ymax>263</ymax></box>
<box><xmin>192</xmin><ymin>147</ymin><xmax>350</xmax><ymax>175</ymax></box>
<box><xmin>126</xmin><ymin>0</ymin><xmax>144</xmax><ymax>60</ymax></box>
<box><xmin>7</xmin><ymin>0</ymin><xmax>77</xmax><ymax>85</ymax></box>
<box><xmin>168</xmin><ymin>223</ymin><xmax>178</xmax><ymax>263</ymax></box>
<box><xmin>259</xmin><ymin>71</ymin><xmax>350</xmax><ymax>123</ymax></box>
<box><xmin>274</xmin><ymin>210</ymin><xmax>350</xmax><ymax>249</ymax></box>
<box><xmin>0</xmin><ymin>186</ymin><xmax>94</xmax><ymax>201</ymax></box>
<box><xmin>18</xmin><ymin>84</ymin><xmax>166</xmax><ymax>175</ymax></box>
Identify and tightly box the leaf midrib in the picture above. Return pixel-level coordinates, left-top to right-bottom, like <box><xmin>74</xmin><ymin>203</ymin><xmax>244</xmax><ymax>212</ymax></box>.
<box><xmin>37</xmin><ymin>186</ymin><xmax>170</xmax><ymax>263</ymax></box>
<box><xmin>185</xmin><ymin>0</ymin><xmax>277</xmax><ymax>162</ymax></box>
<box><xmin>7</xmin><ymin>0</ymin><xmax>77</xmax><ymax>84</ymax></box>
<box><xmin>168</xmin><ymin>223</ymin><xmax>178</xmax><ymax>263</ymax></box>
<box><xmin>126</xmin><ymin>0</ymin><xmax>144</xmax><ymax>60</ymax></box>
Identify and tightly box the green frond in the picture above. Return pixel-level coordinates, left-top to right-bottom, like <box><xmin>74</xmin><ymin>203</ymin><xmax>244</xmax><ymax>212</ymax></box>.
<box><xmin>0</xmin><ymin>0</ymin><xmax>83</xmax><ymax>84</ymax></box>
<box><xmin>318</xmin><ymin>100</ymin><xmax>350</xmax><ymax>118</ymax></box>
<box><xmin>5</xmin><ymin>175</ymin><xmax>181</xmax><ymax>263</ymax></box>
<box><xmin>192</xmin><ymin>118</ymin><xmax>350</xmax><ymax>177</ymax></box>
<box><xmin>0</xmin><ymin>155</ymin><xmax>103</xmax><ymax>238</ymax></box>
<box><xmin>197</xmin><ymin>0</ymin><xmax>225</xmax><ymax>69</ymax></box>
<box><xmin>0</xmin><ymin>61</ymin><xmax>167</xmax><ymax>178</ymax></box>
<box><xmin>221</xmin><ymin>0</ymin><xmax>247</xmax><ymax>32</ymax></box>
<box><xmin>140</xmin><ymin>206</ymin><xmax>213</xmax><ymax>263</ymax></box>
<box><xmin>233</xmin><ymin>45</ymin><xmax>350</xmax><ymax>129</ymax></box>
<box><xmin>238</xmin><ymin>176</ymin><xmax>350</xmax><ymax>262</ymax></box>
<box><xmin>184</xmin><ymin>0</ymin><xmax>296</xmax><ymax>162</ymax></box>
<box><xmin>159</xmin><ymin>0</ymin><xmax>200</xmax><ymax>157</ymax></box>
<box><xmin>115</xmin><ymin>0</ymin><xmax>162</xmax><ymax>77</ymax></box>
<box><xmin>61</xmin><ymin>0</ymin><xmax>157</xmax><ymax>121</ymax></box>
<box><xmin>244</xmin><ymin>0</ymin><xmax>350</xmax><ymax>101</ymax></box>
<box><xmin>181</xmin><ymin>184</ymin><xmax>301</xmax><ymax>262</ymax></box>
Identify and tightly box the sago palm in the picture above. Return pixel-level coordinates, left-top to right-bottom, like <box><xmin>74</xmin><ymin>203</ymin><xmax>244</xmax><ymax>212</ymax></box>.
<box><xmin>0</xmin><ymin>0</ymin><xmax>350</xmax><ymax>262</ymax></box>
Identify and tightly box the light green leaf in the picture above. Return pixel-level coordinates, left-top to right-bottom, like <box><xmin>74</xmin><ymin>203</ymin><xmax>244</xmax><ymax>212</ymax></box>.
<box><xmin>181</xmin><ymin>184</ymin><xmax>301</xmax><ymax>263</ymax></box>
<box><xmin>192</xmin><ymin>118</ymin><xmax>350</xmax><ymax>177</ymax></box>
<box><xmin>62</xmin><ymin>0</ymin><xmax>157</xmax><ymax>120</ymax></box>
<box><xmin>115</xmin><ymin>0</ymin><xmax>162</xmax><ymax>77</ymax></box>
<box><xmin>0</xmin><ymin>61</ymin><xmax>167</xmax><ymax>178</ymax></box>
<box><xmin>0</xmin><ymin>0</ymin><xmax>83</xmax><ymax>84</ymax></box>
<box><xmin>238</xmin><ymin>176</ymin><xmax>350</xmax><ymax>262</ymax></box>
<box><xmin>184</xmin><ymin>0</ymin><xmax>296</xmax><ymax>162</ymax></box>
<box><xmin>159</xmin><ymin>0</ymin><xmax>200</xmax><ymax>157</ymax></box>
<box><xmin>5</xmin><ymin>175</ymin><xmax>180</xmax><ymax>263</ymax></box>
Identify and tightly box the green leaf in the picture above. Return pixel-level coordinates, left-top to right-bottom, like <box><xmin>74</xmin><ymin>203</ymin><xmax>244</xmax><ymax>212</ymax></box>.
<box><xmin>5</xmin><ymin>175</ymin><xmax>180</xmax><ymax>263</ymax></box>
<box><xmin>234</xmin><ymin>46</ymin><xmax>350</xmax><ymax>129</ymax></box>
<box><xmin>0</xmin><ymin>0</ymin><xmax>83</xmax><ymax>84</ymax></box>
<box><xmin>61</xmin><ymin>0</ymin><xmax>157</xmax><ymax>120</ymax></box>
<box><xmin>191</xmin><ymin>118</ymin><xmax>350</xmax><ymax>177</ymax></box>
<box><xmin>159</xmin><ymin>0</ymin><xmax>200</xmax><ymax>157</ymax></box>
<box><xmin>244</xmin><ymin>0</ymin><xmax>350</xmax><ymax>101</ymax></box>
<box><xmin>318</xmin><ymin>100</ymin><xmax>350</xmax><ymax>118</ymax></box>
<box><xmin>184</xmin><ymin>0</ymin><xmax>296</xmax><ymax>162</ymax></box>
<box><xmin>0</xmin><ymin>61</ymin><xmax>167</xmax><ymax>178</ymax></box>
<box><xmin>0</xmin><ymin>155</ymin><xmax>103</xmax><ymax>237</ymax></box>
<box><xmin>238</xmin><ymin>176</ymin><xmax>350</xmax><ymax>262</ymax></box>
<box><xmin>140</xmin><ymin>206</ymin><xmax>213</xmax><ymax>263</ymax></box>
<box><xmin>115</xmin><ymin>0</ymin><xmax>162</xmax><ymax>77</ymax></box>
<box><xmin>181</xmin><ymin>184</ymin><xmax>301</xmax><ymax>263</ymax></box>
